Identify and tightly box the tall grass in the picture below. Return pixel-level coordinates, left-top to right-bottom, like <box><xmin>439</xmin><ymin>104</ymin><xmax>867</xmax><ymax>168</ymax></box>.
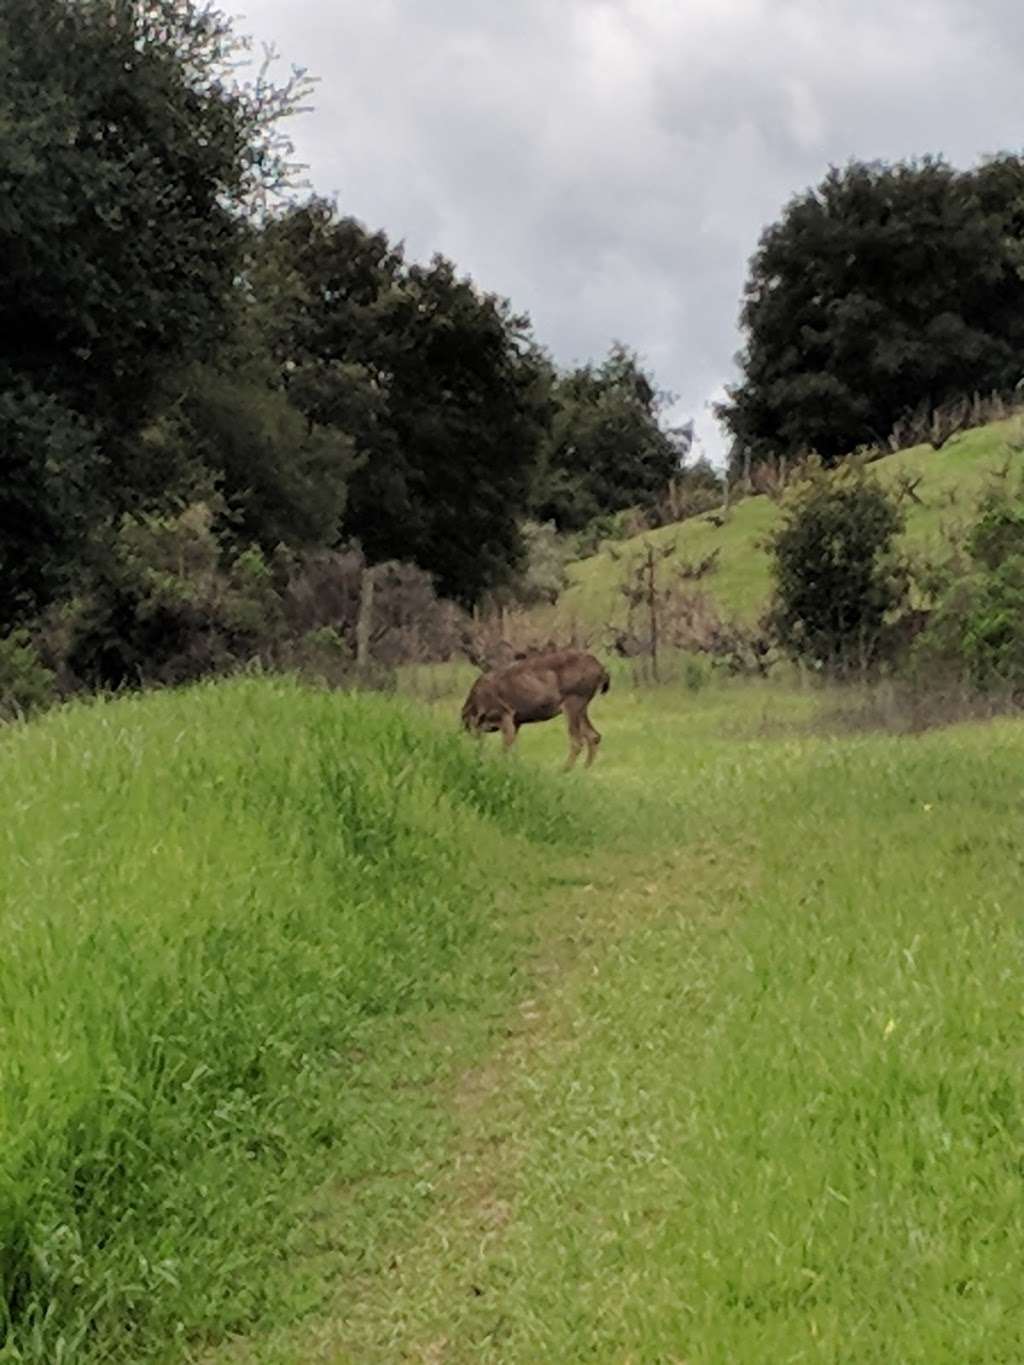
<box><xmin>0</xmin><ymin>677</ymin><xmax>587</xmax><ymax>1361</ymax></box>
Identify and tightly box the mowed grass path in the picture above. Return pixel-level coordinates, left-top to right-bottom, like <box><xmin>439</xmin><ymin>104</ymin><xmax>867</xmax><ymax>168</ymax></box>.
<box><xmin>220</xmin><ymin>683</ymin><xmax>1024</xmax><ymax>1363</ymax></box>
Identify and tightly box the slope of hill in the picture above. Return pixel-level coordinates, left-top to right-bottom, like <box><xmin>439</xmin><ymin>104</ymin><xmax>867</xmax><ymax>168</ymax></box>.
<box><xmin>554</xmin><ymin>416</ymin><xmax>1024</xmax><ymax>631</ymax></box>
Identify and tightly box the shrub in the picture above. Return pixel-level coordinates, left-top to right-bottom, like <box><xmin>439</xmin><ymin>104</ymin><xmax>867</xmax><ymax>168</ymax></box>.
<box><xmin>573</xmin><ymin>509</ymin><xmax>640</xmax><ymax>559</ymax></box>
<box><xmin>368</xmin><ymin>560</ymin><xmax>467</xmax><ymax>663</ymax></box>
<box><xmin>966</xmin><ymin>478</ymin><xmax>1024</xmax><ymax>569</ymax></box>
<box><xmin>65</xmin><ymin>503</ymin><xmax>282</xmax><ymax>689</ymax></box>
<box><xmin>506</xmin><ymin>520</ymin><xmax>572</xmax><ymax>606</ymax></box>
<box><xmin>0</xmin><ymin>630</ymin><xmax>56</xmax><ymax>720</ymax></box>
<box><xmin>281</xmin><ymin>626</ymin><xmax>353</xmax><ymax>689</ymax></box>
<box><xmin>912</xmin><ymin>472</ymin><xmax>1024</xmax><ymax>693</ymax></box>
<box><xmin>12</xmin><ymin>514</ymin><xmax>474</xmax><ymax>707</ymax></box>
<box><xmin>0</xmin><ymin>384</ymin><xmax>104</xmax><ymax>625</ymax></box>
<box><xmin>649</xmin><ymin>459</ymin><xmax>725</xmax><ymax>527</ymax></box>
<box><xmin>767</xmin><ymin>461</ymin><xmax>909</xmax><ymax>673</ymax></box>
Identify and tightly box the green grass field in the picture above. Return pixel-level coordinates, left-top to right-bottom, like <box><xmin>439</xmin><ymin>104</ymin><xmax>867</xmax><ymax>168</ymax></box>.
<box><xmin>0</xmin><ymin>679</ymin><xmax>590</xmax><ymax>1361</ymax></box>
<box><xmin>5</xmin><ymin>674</ymin><xmax>1024</xmax><ymax>1361</ymax></box>
<box><xmin>553</xmin><ymin>416</ymin><xmax>1024</xmax><ymax>629</ymax></box>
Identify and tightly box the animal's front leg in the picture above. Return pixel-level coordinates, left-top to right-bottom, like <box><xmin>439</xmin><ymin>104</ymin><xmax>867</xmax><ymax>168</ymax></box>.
<box><xmin>500</xmin><ymin>709</ymin><xmax>519</xmax><ymax>751</ymax></box>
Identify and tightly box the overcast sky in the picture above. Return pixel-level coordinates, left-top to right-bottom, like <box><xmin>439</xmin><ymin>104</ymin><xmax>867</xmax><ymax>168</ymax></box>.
<box><xmin>236</xmin><ymin>0</ymin><xmax>1023</xmax><ymax>464</ymax></box>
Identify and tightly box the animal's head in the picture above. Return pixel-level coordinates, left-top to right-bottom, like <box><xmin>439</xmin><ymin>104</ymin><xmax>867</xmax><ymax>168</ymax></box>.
<box><xmin>461</xmin><ymin>681</ymin><xmax>501</xmax><ymax>734</ymax></box>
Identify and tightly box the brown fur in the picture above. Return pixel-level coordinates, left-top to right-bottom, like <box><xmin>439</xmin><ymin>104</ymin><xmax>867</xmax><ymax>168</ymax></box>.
<box><xmin>460</xmin><ymin>649</ymin><xmax>610</xmax><ymax>770</ymax></box>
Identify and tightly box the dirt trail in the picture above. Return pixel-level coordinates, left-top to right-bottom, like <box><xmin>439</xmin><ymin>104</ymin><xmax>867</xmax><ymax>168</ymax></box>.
<box><xmin>204</xmin><ymin>838</ymin><xmax>740</xmax><ymax>1364</ymax></box>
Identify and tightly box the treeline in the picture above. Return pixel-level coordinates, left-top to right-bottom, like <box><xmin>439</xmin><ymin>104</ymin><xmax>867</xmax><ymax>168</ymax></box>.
<box><xmin>8</xmin><ymin>0</ymin><xmax>1024</xmax><ymax>716</ymax></box>
<box><xmin>1</xmin><ymin>0</ymin><xmax>712</xmax><ymax>705</ymax></box>
<box><xmin>719</xmin><ymin>155</ymin><xmax>1024</xmax><ymax>471</ymax></box>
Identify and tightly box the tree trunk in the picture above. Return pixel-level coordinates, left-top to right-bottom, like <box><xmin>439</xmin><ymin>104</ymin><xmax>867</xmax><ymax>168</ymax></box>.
<box><xmin>356</xmin><ymin>566</ymin><xmax>376</xmax><ymax>670</ymax></box>
<box><xmin>647</xmin><ymin>545</ymin><xmax>659</xmax><ymax>683</ymax></box>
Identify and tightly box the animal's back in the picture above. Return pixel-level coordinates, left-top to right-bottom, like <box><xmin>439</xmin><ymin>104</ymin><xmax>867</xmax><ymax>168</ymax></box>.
<box><xmin>507</xmin><ymin>649</ymin><xmax>606</xmax><ymax>699</ymax></box>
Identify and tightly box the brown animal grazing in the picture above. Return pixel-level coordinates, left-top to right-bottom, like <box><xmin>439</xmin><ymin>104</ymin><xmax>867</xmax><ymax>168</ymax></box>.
<box><xmin>460</xmin><ymin>649</ymin><xmax>610</xmax><ymax>770</ymax></box>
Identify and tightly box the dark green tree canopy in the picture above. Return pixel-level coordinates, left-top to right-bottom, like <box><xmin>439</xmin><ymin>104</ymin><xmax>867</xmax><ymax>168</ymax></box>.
<box><xmin>532</xmin><ymin>343</ymin><xmax>683</xmax><ymax>531</ymax></box>
<box><xmin>0</xmin><ymin>0</ymin><xmax>304</xmax><ymax>432</ymax></box>
<box><xmin>719</xmin><ymin>155</ymin><xmax>1024</xmax><ymax>468</ymax></box>
<box><xmin>255</xmin><ymin>201</ymin><xmax>552</xmax><ymax>603</ymax></box>
<box><xmin>0</xmin><ymin>0</ymin><xmax>688</xmax><ymax>660</ymax></box>
<box><xmin>0</xmin><ymin>385</ymin><xmax>105</xmax><ymax>622</ymax></box>
<box><xmin>0</xmin><ymin>0</ymin><xmax>307</xmax><ymax>621</ymax></box>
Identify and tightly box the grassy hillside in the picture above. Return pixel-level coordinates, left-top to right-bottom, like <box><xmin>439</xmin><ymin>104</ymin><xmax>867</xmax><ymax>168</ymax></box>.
<box><xmin>555</xmin><ymin>416</ymin><xmax>1024</xmax><ymax>629</ymax></box>
<box><xmin>0</xmin><ymin>679</ymin><xmax>591</xmax><ymax>1361</ymax></box>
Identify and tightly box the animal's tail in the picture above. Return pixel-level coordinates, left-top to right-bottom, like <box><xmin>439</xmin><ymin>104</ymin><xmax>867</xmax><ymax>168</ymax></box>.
<box><xmin>600</xmin><ymin>667</ymin><xmax>611</xmax><ymax>695</ymax></box>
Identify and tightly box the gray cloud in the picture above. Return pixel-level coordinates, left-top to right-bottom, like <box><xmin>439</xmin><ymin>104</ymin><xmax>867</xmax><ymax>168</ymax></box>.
<box><xmin>237</xmin><ymin>0</ymin><xmax>1024</xmax><ymax>461</ymax></box>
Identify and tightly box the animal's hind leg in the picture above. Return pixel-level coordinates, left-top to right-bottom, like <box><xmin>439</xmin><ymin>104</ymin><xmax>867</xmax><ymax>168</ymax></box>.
<box><xmin>581</xmin><ymin>706</ymin><xmax>602</xmax><ymax>768</ymax></box>
<box><xmin>562</xmin><ymin>699</ymin><xmax>585</xmax><ymax>771</ymax></box>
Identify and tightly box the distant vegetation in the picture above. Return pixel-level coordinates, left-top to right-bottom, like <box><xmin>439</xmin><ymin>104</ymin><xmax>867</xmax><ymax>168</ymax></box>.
<box><xmin>546</xmin><ymin>417</ymin><xmax>1024</xmax><ymax>700</ymax></box>
<box><xmin>0</xmin><ymin>0</ymin><xmax>705</xmax><ymax>710</ymax></box>
<box><xmin>718</xmin><ymin>155</ymin><xmax>1024</xmax><ymax>470</ymax></box>
<box><xmin>7</xmin><ymin>3</ymin><xmax>1024</xmax><ymax>713</ymax></box>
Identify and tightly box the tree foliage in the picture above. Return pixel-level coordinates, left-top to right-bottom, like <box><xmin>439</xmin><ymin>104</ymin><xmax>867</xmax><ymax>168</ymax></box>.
<box><xmin>768</xmin><ymin>463</ymin><xmax>908</xmax><ymax>672</ymax></box>
<box><xmin>533</xmin><ymin>344</ymin><xmax>684</xmax><ymax>531</ymax></box>
<box><xmin>914</xmin><ymin>473</ymin><xmax>1024</xmax><ymax>691</ymax></box>
<box><xmin>63</xmin><ymin>504</ymin><xmax>282</xmax><ymax>689</ymax></box>
<box><xmin>0</xmin><ymin>0</ymin><xmax>306</xmax><ymax>431</ymax></box>
<box><xmin>172</xmin><ymin>363</ymin><xmax>356</xmax><ymax>552</ymax></box>
<box><xmin>0</xmin><ymin>385</ymin><xmax>104</xmax><ymax>622</ymax></box>
<box><xmin>0</xmin><ymin>0</ymin><xmax>694</xmax><ymax>703</ymax></box>
<box><xmin>719</xmin><ymin>156</ymin><xmax>1024</xmax><ymax>468</ymax></box>
<box><xmin>254</xmin><ymin>201</ymin><xmax>552</xmax><ymax>603</ymax></box>
<box><xmin>0</xmin><ymin>629</ymin><xmax>56</xmax><ymax>719</ymax></box>
<box><xmin>0</xmin><ymin>0</ymin><xmax>308</xmax><ymax>620</ymax></box>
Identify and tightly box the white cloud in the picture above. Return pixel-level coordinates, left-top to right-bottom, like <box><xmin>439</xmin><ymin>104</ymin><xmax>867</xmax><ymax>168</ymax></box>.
<box><xmin>237</xmin><ymin>0</ymin><xmax>1024</xmax><ymax>466</ymax></box>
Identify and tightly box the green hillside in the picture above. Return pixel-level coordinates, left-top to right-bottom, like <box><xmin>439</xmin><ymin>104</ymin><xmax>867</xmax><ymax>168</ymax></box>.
<box><xmin>554</xmin><ymin>417</ymin><xmax>1024</xmax><ymax>630</ymax></box>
